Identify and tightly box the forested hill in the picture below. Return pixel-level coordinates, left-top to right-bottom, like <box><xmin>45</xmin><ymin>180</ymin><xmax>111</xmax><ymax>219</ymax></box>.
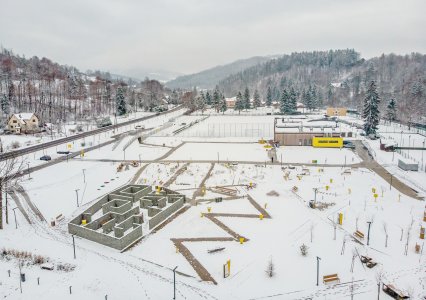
<box><xmin>217</xmin><ymin>49</ymin><xmax>426</xmax><ymax>122</ymax></box>
<box><xmin>0</xmin><ymin>48</ymin><xmax>177</xmax><ymax>124</ymax></box>
<box><xmin>166</xmin><ymin>56</ymin><xmax>276</xmax><ymax>89</ymax></box>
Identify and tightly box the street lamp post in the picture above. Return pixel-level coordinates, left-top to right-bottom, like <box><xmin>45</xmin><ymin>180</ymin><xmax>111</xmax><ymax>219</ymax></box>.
<box><xmin>27</xmin><ymin>163</ymin><xmax>31</xmax><ymax>179</ymax></box>
<box><xmin>12</xmin><ymin>207</ymin><xmax>18</xmax><ymax>229</ymax></box>
<box><xmin>173</xmin><ymin>266</ymin><xmax>178</xmax><ymax>299</ymax></box>
<box><xmin>367</xmin><ymin>221</ymin><xmax>372</xmax><ymax>246</ymax></box>
<box><xmin>408</xmin><ymin>135</ymin><xmax>411</xmax><ymax>156</ymax></box>
<box><xmin>389</xmin><ymin>174</ymin><xmax>393</xmax><ymax>191</ymax></box>
<box><xmin>316</xmin><ymin>256</ymin><xmax>321</xmax><ymax>286</ymax></box>
<box><xmin>75</xmin><ymin>189</ymin><xmax>80</xmax><ymax>207</ymax></box>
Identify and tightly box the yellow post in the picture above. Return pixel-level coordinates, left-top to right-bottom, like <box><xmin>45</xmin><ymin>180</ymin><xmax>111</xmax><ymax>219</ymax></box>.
<box><xmin>338</xmin><ymin>213</ymin><xmax>343</xmax><ymax>225</ymax></box>
<box><xmin>207</xmin><ymin>207</ymin><xmax>212</xmax><ymax>213</ymax></box>
<box><xmin>81</xmin><ymin>219</ymin><xmax>87</xmax><ymax>225</ymax></box>
<box><xmin>249</xmin><ymin>182</ymin><xmax>253</xmax><ymax>188</ymax></box>
<box><xmin>330</xmin><ymin>178</ymin><xmax>333</xmax><ymax>183</ymax></box>
<box><xmin>175</xmin><ymin>246</ymin><xmax>179</xmax><ymax>253</ymax></box>
<box><xmin>200</xmin><ymin>212</ymin><xmax>204</xmax><ymax>218</ymax></box>
<box><xmin>201</xmin><ymin>186</ymin><xmax>206</xmax><ymax>196</ymax></box>
<box><xmin>326</xmin><ymin>185</ymin><xmax>329</xmax><ymax>191</ymax></box>
<box><xmin>259</xmin><ymin>214</ymin><xmax>264</xmax><ymax>220</ymax></box>
<box><xmin>227</xmin><ymin>259</ymin><xmax>231</xmax><ymax>275</ymax></box>
<box><xmin>372</xmin><ymin>187</ymin><xmax>376</xmax><ymax>193</ymax></box>
<box><xmin>80</xmin><ymin>150</ymin><xmax>84</xmax><ymax>157</ymax></box>
<box><xmin>373</xmin><ymin>193</ymin><xmax>378</xmax><ymax>202</ymax></box>
<box><xmin>398</xmin><ymin>194</ymin><xmax>401</xmax><ymax>202</ymax></box>
<box><xmin>239</xmin><ymin>237</ymin><xmax>245</xmax><ymax>244</ymax></box>
<box><xmin>348</xmin><ymin>188</ymin><xmax>351</xmax><ymax>194</ymax></box>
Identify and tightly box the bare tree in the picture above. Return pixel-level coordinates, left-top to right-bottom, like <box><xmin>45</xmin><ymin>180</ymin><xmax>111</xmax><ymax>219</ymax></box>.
<box><xmin>383</xmin><ymin>222</ymin><xmax>388</xmax><ymax>248</ymax></box>
<box><xmin>0</xmin><ymin>156</ymin><xmax>26</xmax><ymax>229</ymax></box>
<box><xmin>375</xmin><ymin>268</ymin><xmax>384</xmax><ymax>300</ymax></box>
<box><xmin>266</xmin><ymin>257</ymin><xmax>274</xmax><ymax>278</ymax></box>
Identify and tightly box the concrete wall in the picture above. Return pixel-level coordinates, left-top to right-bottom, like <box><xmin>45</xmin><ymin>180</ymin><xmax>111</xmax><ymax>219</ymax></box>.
<box><xmin>148</xmin><ymin>197</ymin><xmax>185</xmax><ymax>229</ymax></box>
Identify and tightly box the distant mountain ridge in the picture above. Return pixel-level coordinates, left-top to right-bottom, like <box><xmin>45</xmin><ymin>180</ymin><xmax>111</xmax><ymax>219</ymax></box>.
<box><xmin>166</xmin><ymin>55</ymin><xmax>277</xmax><ymax>89</ymax></box>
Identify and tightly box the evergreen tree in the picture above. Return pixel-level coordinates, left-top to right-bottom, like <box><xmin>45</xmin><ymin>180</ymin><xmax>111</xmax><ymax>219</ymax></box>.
<box><xmin>115</xmin><ymin>86</ymin><xmax>127</xmax><ymax>116</ymax></box>
<box><xmin>243</xmin><ymin>87</ymin><xmax>250</xmax><ymax>110</ymax></box>
<box><xmin>220</xmin><ymin>95</ymin><xmax>227</xmax><ymax>114</ymax></box>
<box><xmin>235</xmin><ymin>91</ymin><xmax>244</xmax><ymax>114</ymax></box>
<box><xmin>196</xmin><ymin>95</ymin><xmax>206</xmax><ymax>114</ymax></box>
<box><xmin>385</xmin><ymin>98</ymin><xmax>397</xmax><ymax>122</ymax></box>
<box><xmin>205</xmin><ymin>91</ymin><xmax>212</xmax><ymax>106</ymax></box>
<box><xmin>253</xmin><ymin>89</ymin><xmax>261</xmax><ymax>109</ymax></box>
<box><xmin>1</xmin><ymin>94</ymin><xmax>10</xmax><ymax>115</ymax></box>
<box><xmin>213</xmin><ymin>86</ymin><xmax>220</xmax><ymax>112</ymax></box>
<box><xmin>280</xmin><ymin>89</ymin><xmax>291</xmax><ymax>114</ymax></box>
<box><xmin>266</xmin><ymin>86</ymin><xmax>273</xmax><ymax>107</ymax></box>
<box><xmin>289</xmin><ymin>87</ymin><xmax>297</xmax><ymax>111</ymax></box>
<box><xmin>362</xmin><ymin>81</ymin><xmax>381</xmax><ymax>135</ymax></box>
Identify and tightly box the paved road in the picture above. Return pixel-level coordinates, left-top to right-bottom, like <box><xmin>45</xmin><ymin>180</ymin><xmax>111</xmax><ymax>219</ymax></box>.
<box><xmin>353</xmin><ymin>140</ymin><xmax>423</xmax><ymax>199</ymax></box>
<box><xmin>0</xmin><ymin>105</ymin><xmax>183</xmax><ymax>161</ymax></box>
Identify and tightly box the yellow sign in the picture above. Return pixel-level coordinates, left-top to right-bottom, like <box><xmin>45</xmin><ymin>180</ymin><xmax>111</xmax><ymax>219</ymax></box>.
<box><xmin>207</xmin><ymin>207</ymin><xmax>212</xmax><ymax>213</ymax></box>
<box><xmin>80</xmin><ymin>150</ymin><xmax>84</xmax><ymax>157</ymax></box>
<box><xmin>259</xmin><ymin>214</ymin><xmax>264</xmax><ymax>220</ymax></box>
<box><xmin>373</xmin><ymin>193</ymin><xmax>378</xmax><ymax>198</ymax></box>
<box><xmin>239</xmin><ymin>237</ymin><xmax>245</xmax><ymax>244</ymax></box>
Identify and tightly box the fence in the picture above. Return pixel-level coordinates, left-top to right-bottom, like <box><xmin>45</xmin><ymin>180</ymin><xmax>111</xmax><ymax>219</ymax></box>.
<box><xmin>172</xmin><ymin>122</ymin><xmax>274</xmax><ymax>138</ymax></box>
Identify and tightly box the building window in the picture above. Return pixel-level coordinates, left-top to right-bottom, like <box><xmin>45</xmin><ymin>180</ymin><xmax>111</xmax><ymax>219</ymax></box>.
<box><xmin>13</xmin><ymin>120</ymin><xmax>17</xmax><ymax>123</ymax></box>
<box><xmin>33</xmin><ymin>119</ymin><xmax>36</xmax><ymax>122</ymax></box>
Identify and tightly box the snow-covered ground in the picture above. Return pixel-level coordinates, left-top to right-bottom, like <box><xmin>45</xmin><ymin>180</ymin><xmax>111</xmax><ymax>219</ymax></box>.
<box><xmin>1</xmin><ymin>110</ymin><xmax>426</xmax><ymax>300</ymax></box>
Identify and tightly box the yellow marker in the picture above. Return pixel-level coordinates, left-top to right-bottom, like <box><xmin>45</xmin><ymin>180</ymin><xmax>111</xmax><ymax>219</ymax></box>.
<box><xmin>175</xmin><ymin>246</ymin><xmax>179</xmax><ymax>253</ymax></box>
<box><xmin>326</xmin><ymin>185</ymin><xmax>329</xmax><ymax>191</ymax></box>
<box><xmin>330</xmin><ymin>178</ymin><xmax>333</xmax><ymax>183</ymax></box>
<box><xmin>80</xmin><ymin>150</ymin><xmax>84</xmax><ymax>157</ymax></box>
<box><xmin>239</xmin><ymin>237</ymin><xmax>245</xmax><ymax>244</ymax></box>
<box><xmin>338</xmin><ymin>213</ymin><xmax>343</xmax><ymax>225</ymax></box>
<box><xmin>200</xmin><ymin>212</ymin><xmax>204</xmax><ymax>218</ymax></box>
<box><xmin>259</xmin><ymin>214</ymin><xmax>264</xmax><ymax>220</ymax></box>
<box><xmin>348</xmin><ymin>188</ymin><xmax>352</xmax><ymax>194</ymax></box>
<box><xmin>207</xmin><ymin>207</ymin><xmax>212</xmax><ymax>213</ymax></box>
<box><xmin>249</xmin><ymin>182</ymin><xmax>253</xmax><ymax>187</ymax></box>
<box><xmin>81</xmin><ymin>219</ymin><xmax>87</xmax><ymax>225</ymax></box>
<box><xmin>373</xmin><ymin>193</ymin><xmax>378</xmax><ymax>202</ymax></box>
<box><xmin>372</xmin><ymin>187</ymin><xmax>376</xmax><ymax>193</ymax></box>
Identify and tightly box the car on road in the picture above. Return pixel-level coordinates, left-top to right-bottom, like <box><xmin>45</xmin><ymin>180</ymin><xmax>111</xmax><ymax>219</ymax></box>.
<box><xmin>57</xmin><ymin>150</ymin><xmax>70</xmax><ymax>155</ymax></box>
<box><xmin>40</xmin><ymin>155</ymin><xmax>52</xmax><ymax>161</ymax></box>
<box><xmin>135</xmin><ymin>125</ymin><xmax>145</xmax><ymax>130</ymax></box>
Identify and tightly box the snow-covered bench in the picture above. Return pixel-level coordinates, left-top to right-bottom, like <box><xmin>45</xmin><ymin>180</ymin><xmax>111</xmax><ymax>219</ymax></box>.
<box><xmin>323</xmin><ymin>274</ymin><xmax>340</xmax><ymax>284</ymax></box>
<box><xmin>354</xmin><ymin>230</ymin><xmax>364</xmax><ymax>239</ymax></box>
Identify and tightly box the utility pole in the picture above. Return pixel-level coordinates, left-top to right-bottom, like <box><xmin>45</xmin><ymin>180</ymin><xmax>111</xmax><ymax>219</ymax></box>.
<box><xmin>389</xmin><ymin>174</ymin><xmax>393</xmax><ymax>191</ymax></box>
<box><xmin>316</xmin><ymin>256</ymin><xmax>321</xmax><ymax>286</ymax></box>
<box><xmin>367</xmin><ymin>221</ymin><xmax>372</xmax><ymax>246</ymax></box>
<box><xmin>27</xmin><ymin>163</ymin><xmax>31</xmax><ymax>179</ymax></box>
<box><xmin>72</xmin><ymin>235</ymin><xmax>76</xmax><ymax>259</ymax></box>
<box><xmin>75</xmin><ymin>189</ymin><xmax>80</xmax><ymax>207</ymax></box>
<box><xmin>18</xmin><ymin>260</ymin><xmax>22</xmax><ymax>293</ymax></box>
<box><xmin>12</xmin><ymin>207</ymin><xmax>18</xmax><ymax>229</ymax></box>
<box><xmin>173</xmin><ymin>266</ymin><xmax>178</xmax><ymax>299</ymax></box>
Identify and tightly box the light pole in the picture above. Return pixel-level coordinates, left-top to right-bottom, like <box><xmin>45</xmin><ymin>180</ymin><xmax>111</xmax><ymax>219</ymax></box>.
<box><xmin>173</xmin><ymin>266</ymin><xmax>178</xmax><ymax>299</ymax></box>
<box><xmin>72</xmin><ymin>235</ymin><xmax>76</xmax><ymax>259</ymax></box>
<box><xmin>422</xmin><ymin>140</ymin><xmax>425</xmax><ymax>168</ymax></box>
<box><xmin>12</xmin><ymin>207</ymin><xmax>18</xmax><ymax>229</ymax></box>
<box><xmin>316</xmin><ymin>256</ymin><xmax>321</xmax><ymax>286</ymax></box>
<box><xmin>408</xmin><ymin>135</ymin><xmax>411</xmax><ymax>156</ymax></box>
<box><xmin>367</xmin><ymin>221</ymin><xmax>372</xmax><ymax>246</ymax></box>
<box><xmin>389</xmin><ymin>174</ymin><xmax>393</xmax><ymax>191</ymax></box>
<box><xmin>82</xmin><ymin>169</ymin><xmax>86</xmax><ymax>183</ymax></box>
<box><xmin>26</xmin><ymin>163</ymin><xmax>31</xmax><ymax>179</ymax></box>
<box><xmin>75</xmin><ymin>189</ymin><xmax>80</xmax><ymax>207</ymax></box>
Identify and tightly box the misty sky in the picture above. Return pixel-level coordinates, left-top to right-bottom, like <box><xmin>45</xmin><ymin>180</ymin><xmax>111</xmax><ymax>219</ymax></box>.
<box><xmin>1</xmin><ymin>0</ymin><xmax>425</xmax><ymax>79</ymax></box>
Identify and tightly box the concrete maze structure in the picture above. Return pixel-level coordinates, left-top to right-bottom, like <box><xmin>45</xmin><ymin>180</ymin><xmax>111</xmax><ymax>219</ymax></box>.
<box><xmin>68</xmin><ymin>184</ymin><xmax>186</xmax><ymax>250</ymax></box>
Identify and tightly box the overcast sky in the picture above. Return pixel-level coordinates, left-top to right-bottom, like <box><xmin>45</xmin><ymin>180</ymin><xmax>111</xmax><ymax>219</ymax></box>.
<box><xmin>1</xmin><ymin>0</ymin><xmax>425</xmax><ymax>79</ymax></box>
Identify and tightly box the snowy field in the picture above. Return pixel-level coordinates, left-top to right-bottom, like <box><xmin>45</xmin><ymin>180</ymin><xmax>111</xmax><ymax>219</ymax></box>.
<box><xmin>1</xmin><ymin>110</ymin><xmax>426</xmax><ymax>300</ymax></box>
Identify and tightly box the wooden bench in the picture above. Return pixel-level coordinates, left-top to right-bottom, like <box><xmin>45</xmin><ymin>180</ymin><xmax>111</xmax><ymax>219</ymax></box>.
<box><xmin>354</xmin><ymin>230</ymin><xmax>364</xmax><ymax>239</ymax></box>
<box><xmin>360</xmin><ymin>255</ymin><xmax>372</xmax><ymax>263</ymax></box>
<box><xmin>323</xmin><ymin>274</ymin><xmax>340</xmax><ymax>284</ymax></box>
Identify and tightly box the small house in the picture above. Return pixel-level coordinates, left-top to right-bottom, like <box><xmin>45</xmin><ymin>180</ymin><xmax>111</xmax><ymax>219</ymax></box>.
<box><xmin>7</xmin><ymin>113</ymin><xmax>40</xmax><ymax>134</ymax></box>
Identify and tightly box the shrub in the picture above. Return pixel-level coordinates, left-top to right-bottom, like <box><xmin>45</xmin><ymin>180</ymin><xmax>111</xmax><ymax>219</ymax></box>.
<box><xmin>300</xmin><ymin>244</ymin><xmax>309</xmax><ymax>256</ymax></box>
<box><xmin>11</xmin><ymin>141</ymin><xmax>21</xmax><ymax>149</ymax></box>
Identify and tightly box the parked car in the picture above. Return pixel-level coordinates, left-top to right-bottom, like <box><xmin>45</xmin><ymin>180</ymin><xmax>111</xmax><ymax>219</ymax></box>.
<box><xmin>40</xmin><ymin>155</ymin><xmax>52</xmax><ymax>161</ymax></box>
<box><xmin>57</xmin><ymin>150</ymin><xmax>70</xmax><ymax>155</ymax></box>
<box><xmin>135</xmin><ymin>125</ymin><xmax>145</xmax><ymax>130</ymax></box>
